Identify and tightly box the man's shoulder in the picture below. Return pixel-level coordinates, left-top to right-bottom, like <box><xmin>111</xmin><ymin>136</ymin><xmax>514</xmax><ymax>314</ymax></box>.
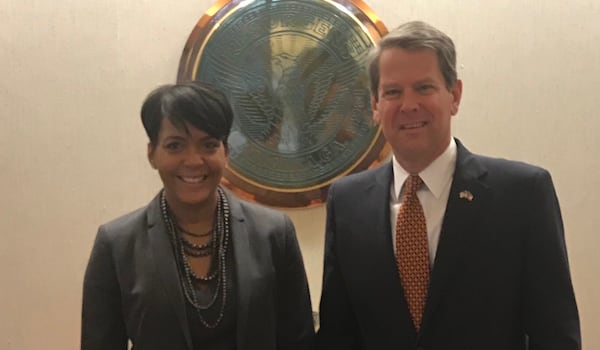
<box><xmin>462</xmin><ymin>151</ymin><xmax>557</xmax><ymax>196</ymax></box>
<box><xmin>471</xmin><ymin>152</ymin><xmax>549</xmax><ymax>178</ymax></box>
<box><xmin>333</xmin><ymin>162</ymin><xmax>390</xmax><ymax>189</ymax></box>
<box><xmin>457</xmin><ymin>139</ymin><xmax>548</xmax><ymax>177</ymax></box>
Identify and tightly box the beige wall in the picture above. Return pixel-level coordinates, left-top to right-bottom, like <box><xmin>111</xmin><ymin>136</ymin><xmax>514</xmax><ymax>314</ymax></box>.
<box><xmin>1</xmin><ymin>0</ymin><xmax>599</xmax><ymax>348</ymax></box>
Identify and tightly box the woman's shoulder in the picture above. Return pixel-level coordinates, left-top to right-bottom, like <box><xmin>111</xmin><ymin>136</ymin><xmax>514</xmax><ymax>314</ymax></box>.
<box><xmin>228</xmin><ymin>194</ymin><xmax>293</xmax><ymax>234</ymax></box>
<box><xmin>96</xmin><ymin>198</ymin><xmax>156</xmax><ymax>243</ymax></box>
<box><xmin>101</xmin><ymin>206</ymin><xmax>147</xmax><ymax>232</ymax></box>
<box><xmin>238</xmin><ymin>199</ymin><xmax>286</xmax><ymax>218</ymax></box>
<box><xmin>226</xmin><ymin>190</ymin><xmax>287</xmax><ymax>220</ymax></box>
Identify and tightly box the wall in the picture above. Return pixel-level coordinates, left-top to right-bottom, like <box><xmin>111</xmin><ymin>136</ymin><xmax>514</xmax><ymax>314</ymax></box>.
<box><xmin>1</xmin><ymin>0</ymin><xmax>598</xmax><ymax>348</ymax></box>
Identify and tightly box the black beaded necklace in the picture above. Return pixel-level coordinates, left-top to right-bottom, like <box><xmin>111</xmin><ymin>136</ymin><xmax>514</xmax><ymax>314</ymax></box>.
<box><xmin>160</xmin><ymin>186</ymin><xmax>231</xmax><ymax>329</ymax></box>
<box><xmin>178</xmin><ymin>225</ymin><xmax>213</xmax><ymax>237</ymax></box>
<box><xmin>180</xmin><ymin>231</ymin><xmax>214</xmax><ymax>257</ymax></box>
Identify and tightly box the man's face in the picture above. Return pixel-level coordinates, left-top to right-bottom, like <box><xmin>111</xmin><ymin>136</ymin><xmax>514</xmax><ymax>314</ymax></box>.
<box><xmin>372</xmin><ymin>48</ymin><xmax>462</xmax><ymax>172</ymax></box>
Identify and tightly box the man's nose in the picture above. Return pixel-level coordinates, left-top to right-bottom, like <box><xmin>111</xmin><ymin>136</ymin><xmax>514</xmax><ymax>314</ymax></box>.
<box><xmin>400</xmin><ymin>90</ymin><xmax>420</xmax><ymax>112</ymax></box>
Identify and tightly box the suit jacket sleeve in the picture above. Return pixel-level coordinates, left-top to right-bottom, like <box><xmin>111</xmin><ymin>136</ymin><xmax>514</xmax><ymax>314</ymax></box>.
<box><xmin>315</xmin><ymin>184</ymin><xmax>362</xmax><ymax>350</ymax></box>
<box><xmin>81</xmin><ymin>225</ymin><xmax>128</xmax><ymax>350</ymax></box>
<box><xmin>523</xmin><ymin>170</ymin><xmax>581</xmax><ymax>349</ymax></box>
<box><xmin>274</xmin><ymin>214</ymin><xmax>315</xmax><ymax>350</ymax></box>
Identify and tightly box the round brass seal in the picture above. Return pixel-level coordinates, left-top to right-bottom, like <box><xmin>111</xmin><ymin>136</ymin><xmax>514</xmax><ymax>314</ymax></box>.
<box><xmin>178</xmin><ymin>0</ymin><xmax>390</xmax><ymax>208</ymax></box>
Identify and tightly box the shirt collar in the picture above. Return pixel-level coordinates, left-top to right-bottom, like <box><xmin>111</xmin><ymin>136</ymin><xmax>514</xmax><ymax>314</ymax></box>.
<box><xmin>392</xmin><ymin>138</ymin><xmax>457</xmax><ymax>201</ymax></box>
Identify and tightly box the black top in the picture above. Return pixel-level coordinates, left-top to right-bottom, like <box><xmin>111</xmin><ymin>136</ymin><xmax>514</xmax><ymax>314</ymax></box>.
<box><xmin>185</xmin><ymin>244</ymin><xmax>237</xmax><ymax>350</ymax></box>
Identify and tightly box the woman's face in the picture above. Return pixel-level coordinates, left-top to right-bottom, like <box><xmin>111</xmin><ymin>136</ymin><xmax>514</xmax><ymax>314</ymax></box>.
<box><xmin>148</xmin><ymin>117</ymin><xmax>227</xmax><ymax>213</ymax></box>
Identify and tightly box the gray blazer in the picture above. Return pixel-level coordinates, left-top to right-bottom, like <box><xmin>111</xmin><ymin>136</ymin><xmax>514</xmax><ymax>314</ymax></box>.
<box><xmin>82</xmin><ymin>189</ymin><xmax>314</xmax><ymax>350</ymax></box>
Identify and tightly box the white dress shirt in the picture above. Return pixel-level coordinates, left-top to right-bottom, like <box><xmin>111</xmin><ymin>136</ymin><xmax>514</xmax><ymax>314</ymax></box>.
<box><xmin>390</xmin><ymin>139</ymin><xmax>457</xmax><ymax>267</ymax></box>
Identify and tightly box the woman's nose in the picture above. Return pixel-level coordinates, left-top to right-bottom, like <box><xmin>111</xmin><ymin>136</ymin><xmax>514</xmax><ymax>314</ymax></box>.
<box><xmin>183</xmin><ymin>148</ymin><xmax>205</xmax><ymax>166</ymax></box>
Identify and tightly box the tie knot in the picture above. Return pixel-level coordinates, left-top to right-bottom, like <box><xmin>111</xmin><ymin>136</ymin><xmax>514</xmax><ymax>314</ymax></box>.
<box><xmin>403</xmin><ymin>175</ymin><xmax>423</xmax><ymax>197</ymax></box>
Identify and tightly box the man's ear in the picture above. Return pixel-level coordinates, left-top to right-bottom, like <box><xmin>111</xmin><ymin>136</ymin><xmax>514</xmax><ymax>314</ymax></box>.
<box><xmin>450</xmin><ymin>79</ymin><xmax>463</xmax><ymax>116</ymax></box>
<box><xmin>371</xmin><ymin>94</ymin><xmax>380</xmax><ymax>124</ymax></box>
<box><xmin>147</xmin><ymin>142</ymin><xmax>156</xmax><ymax>169</ymax></box>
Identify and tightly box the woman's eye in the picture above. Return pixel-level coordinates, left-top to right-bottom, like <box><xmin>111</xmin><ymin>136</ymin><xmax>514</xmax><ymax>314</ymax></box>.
<box><xmin>205</xmin><ymin>141</ymin><xmax>221</xmax><ymax>151</ymax></box>
<box><xmin>165</xmin><ymin>142</ymin><xmax>183</xmax><ymax>151</ymax></box>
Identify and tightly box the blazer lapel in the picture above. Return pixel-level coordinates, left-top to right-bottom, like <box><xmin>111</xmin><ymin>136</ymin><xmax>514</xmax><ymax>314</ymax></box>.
<box><xmin>146</xmin><ymin>194</ymin><xmax>193</xmax><ymax>350</ymax></box>
<box><xmin>419</xmin><ymin>139</ymin><xmax>491</xmax><ymax>334</ymax></box>
<box><xmin>226</xmin><ymin>191</ymin><xmax>253</xmax><ymax>350</ymax></box>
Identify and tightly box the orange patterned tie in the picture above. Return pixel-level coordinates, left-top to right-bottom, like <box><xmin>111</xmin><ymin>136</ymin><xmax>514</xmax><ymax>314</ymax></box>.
<box><xmin>396</xmin><ymin>175</ymin><xmax>430</xmax><ymax>331</ymax></box>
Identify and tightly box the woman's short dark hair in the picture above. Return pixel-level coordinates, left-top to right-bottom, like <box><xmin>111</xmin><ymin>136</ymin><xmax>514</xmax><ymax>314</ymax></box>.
<box><xmin>141</xmin><ymin>81</ymin><xmax>234</xmax><ymax>147</ymax></box>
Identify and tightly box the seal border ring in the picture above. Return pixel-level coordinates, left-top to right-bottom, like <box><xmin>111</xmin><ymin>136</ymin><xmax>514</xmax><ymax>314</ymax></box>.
<box><xmin>178</xmin><ymin>0</ymin><xmax>390</xmax><ymax>208</ymax></box>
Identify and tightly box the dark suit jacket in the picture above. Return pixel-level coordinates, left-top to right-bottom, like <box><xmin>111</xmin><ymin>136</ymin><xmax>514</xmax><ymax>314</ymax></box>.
<box><xmin>82</xmin><ymin>189</ymin><xmax>314</xmax><ymax>350</ymax></box>
<box><xmin>316</xmin><ymin>139</ymin><xmax>580</xmax><ymax>350</ymax></box>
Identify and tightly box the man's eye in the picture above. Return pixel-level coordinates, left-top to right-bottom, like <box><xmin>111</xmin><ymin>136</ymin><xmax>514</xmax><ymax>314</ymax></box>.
<box><xmin>417</xmin><ymin>85</ymin><xmax>434</xmax><ymax>93</ymax></box>
<box><xmin>383</xmin><ymin>89</ymin><xmax>401</xmax><ymax>97</ymax></box>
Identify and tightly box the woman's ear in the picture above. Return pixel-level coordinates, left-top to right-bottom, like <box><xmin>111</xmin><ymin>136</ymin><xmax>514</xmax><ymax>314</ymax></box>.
<box><xmin>147</xmin><ymin>142</ymin><xmax>156</xmax><ymax>169</ymax></box>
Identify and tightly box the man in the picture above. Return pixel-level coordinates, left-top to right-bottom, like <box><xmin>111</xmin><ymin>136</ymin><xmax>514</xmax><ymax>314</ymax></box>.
<box><xmin>316</xmin><ymin>21</ymin><xmax>580</xmax><ymax>350</ymax></box>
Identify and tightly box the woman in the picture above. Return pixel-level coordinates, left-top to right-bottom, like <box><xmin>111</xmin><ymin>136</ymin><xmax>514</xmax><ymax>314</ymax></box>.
<box><xmin>82</xmin><ymin>81</ymin><xmax>315</xmax><ymax>350</ymax></box>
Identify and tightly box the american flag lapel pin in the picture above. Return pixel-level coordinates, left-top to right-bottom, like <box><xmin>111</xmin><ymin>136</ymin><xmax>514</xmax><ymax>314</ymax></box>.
<box><xmin>459</xmin><ymin>190</ymin><xmax>474</xmax><ymax>201</ymax></box>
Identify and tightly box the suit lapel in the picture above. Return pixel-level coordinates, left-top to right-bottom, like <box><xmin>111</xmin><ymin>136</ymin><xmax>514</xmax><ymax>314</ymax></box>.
<box><xmin>367</xmin><ymin>164</ymin><xmax>404</xmax><ymax>291</ymax></box>
<box><xmin>420</xmin><ymin>140</ymin><xmax>491</xmax><ymax>334</ymax></box>
<box><xmin>365</xmin><ymin>164</ymin><xmax>418</xmax><ymax>336</ymax></box>
<box><xmin>365</xmin><ymin>163</ymin><xmax>396</xmax><ymax>263</ymax></box>
<box><xmin>146</xmin><ymin>194</ymin><xmax>193</xmax><ymax>350</ymax></box>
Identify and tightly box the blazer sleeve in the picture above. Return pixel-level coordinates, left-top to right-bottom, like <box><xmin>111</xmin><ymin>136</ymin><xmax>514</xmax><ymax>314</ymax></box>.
<box><xmin>315</xmin><ymin>184</ymin><xmax>362</xmax><ymax>350</ymax></box>
<box><xmin>274</xmin><ymin>214</ymin><xmax>315</xmax><ymax>350</ymax></box>
<box><xmin>523</xmin><ymin>170</ymin><xmax>581</xmax><ymax>350</ymax></box>
<box><xmin>81</xmin><ymin>225</ymin><xmax>128</xmax><ymax>350</ymax></box>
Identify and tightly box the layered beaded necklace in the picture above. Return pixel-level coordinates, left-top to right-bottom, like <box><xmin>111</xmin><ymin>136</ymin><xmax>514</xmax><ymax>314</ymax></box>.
<box><xmin>180</xmin><ymin>233</ymin><xmax>214</xmax><ymax>258</ymax></box>
<box><xmin>160</xmin><ymin>186</ymin><xmax>231</xmax><ymax>329</ymax></box>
